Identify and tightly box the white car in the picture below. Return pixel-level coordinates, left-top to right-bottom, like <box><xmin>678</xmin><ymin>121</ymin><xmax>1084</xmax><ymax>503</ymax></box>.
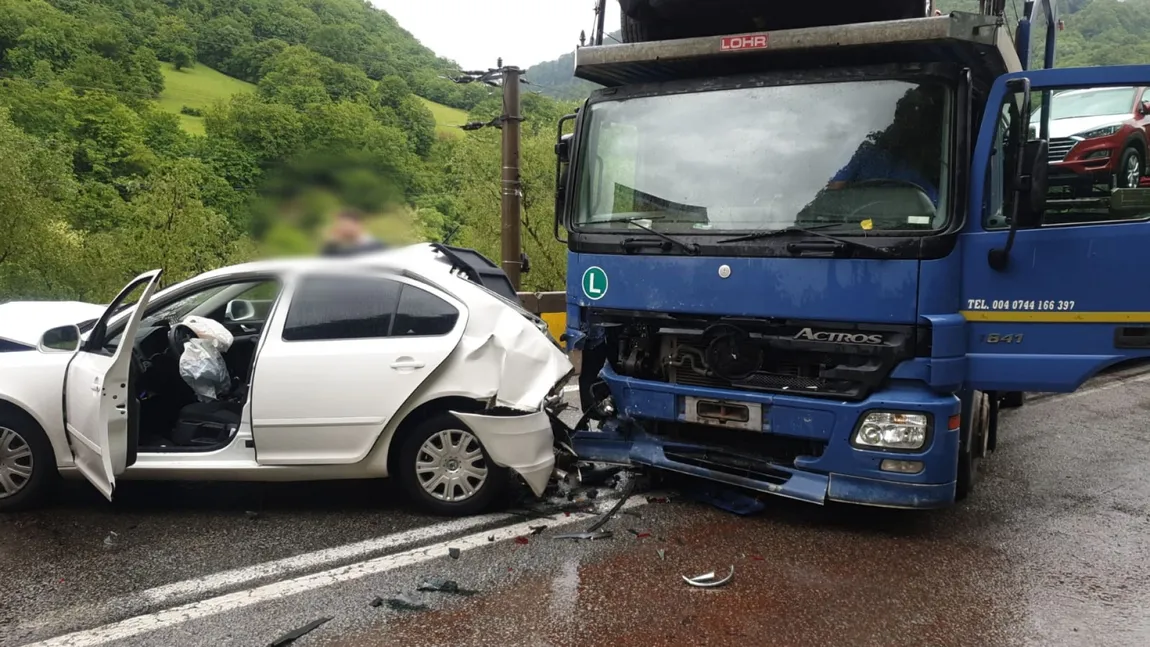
<box><xmin>0</xmin><ymin>244</ymin><xmax>573</xmax><ymax>515</ymax></box>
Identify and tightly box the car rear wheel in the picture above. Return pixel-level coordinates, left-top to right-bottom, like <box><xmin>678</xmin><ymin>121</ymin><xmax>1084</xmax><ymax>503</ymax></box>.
<box><xmin>395</xmin><ymin>414</ymin><xmax>508</xmax><ymax>516</ymax></box>
<box><xmin>0</xmin><ymin>410</ymin><xmax>58</xmax><ymax>513</ymax></box>
<box><xmin>1119</xmin><ymin>146</ymin><xmax>1143</xmax><ymax>189</ymax></box>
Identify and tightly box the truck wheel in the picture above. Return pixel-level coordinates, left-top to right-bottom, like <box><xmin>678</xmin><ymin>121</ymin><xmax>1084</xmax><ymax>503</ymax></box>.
<box><xmin>1000</xmin><ymin>391</ymin><xmax>1025</xmax><ymax>409</ymax></box>
<box><xmin>1119</xmin><ymin>146</ymin><xmax>1143</xmax><ymax>189</ymax></box>
<box><xmin>956</xmin><ymin>392</ymin><xmax>990</xmax><ymax>501</ymax></box>
<box><xmin>395</xmin><ymin>414</ymin><xmax>509</xmax><ymax>517</ymax></box>
<box><xmin>0</xmin><ymin>410</ymin><xmax>58</xmax><ymax>513</ymax></box>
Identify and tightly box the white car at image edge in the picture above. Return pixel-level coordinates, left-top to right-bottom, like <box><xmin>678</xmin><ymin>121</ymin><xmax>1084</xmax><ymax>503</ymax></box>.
<box><xmin>0</xmin><ymin>244</ymin><xmax>574</xmax><ymax>515</ymax></box>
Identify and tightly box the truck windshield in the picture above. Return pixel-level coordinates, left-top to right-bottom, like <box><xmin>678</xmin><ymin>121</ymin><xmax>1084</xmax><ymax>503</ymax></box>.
<box><xmin>575</xmin><ymin>79</ymin><xmax>951</xmax><ymax>236</ymax></box>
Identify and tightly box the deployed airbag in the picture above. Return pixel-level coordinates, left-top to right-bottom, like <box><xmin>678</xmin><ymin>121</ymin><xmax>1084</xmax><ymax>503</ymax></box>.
<box><xmin>178</xmin><ymin>316</ymin><xmax>234</xmax><ymax>402</ymax></box>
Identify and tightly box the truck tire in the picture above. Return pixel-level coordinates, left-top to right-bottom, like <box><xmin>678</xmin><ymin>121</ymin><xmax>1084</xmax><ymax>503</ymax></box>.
<box><xmin>0</xmin><ymin>408</ymin><xmax>58</xmax><ymax>513</ymax></box>
<box><xmin>955</xmin><ymin>391</ymin><xmax>990</xmax><ymax>501</ymax></box>
<box><xmin>1000</xmin><ymin>391</ymin><xmax>1025</xmax><ymax>409</ymax></box>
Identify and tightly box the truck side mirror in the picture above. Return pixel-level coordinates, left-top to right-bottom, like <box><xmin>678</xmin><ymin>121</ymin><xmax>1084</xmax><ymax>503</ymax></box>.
<box><xmin>554</xmin><ymin>113</ymin><xmax>577</xmax><ymax>244</ymax></box>
<box><xmin>1014</xmin><ymin>138</ymin><xmax>1048</xmax><ymax>228</ymax></box>
<box><xmin>989</xmin><ymin>77</ymin><xmax>1033</xmax><ymax>272</ymax></box>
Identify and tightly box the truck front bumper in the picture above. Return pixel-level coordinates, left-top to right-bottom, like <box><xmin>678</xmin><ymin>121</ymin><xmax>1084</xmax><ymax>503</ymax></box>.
<box><xmin>571</xmin><ymin>367</ymin><xmax>961</xmax><ymax>509</ymax></box>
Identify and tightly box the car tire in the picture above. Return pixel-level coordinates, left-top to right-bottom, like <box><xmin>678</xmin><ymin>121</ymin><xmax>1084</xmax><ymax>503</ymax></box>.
<box><xmin>1118</xmin><ymin>146</ymin><xmax>1143</xmax><ymax>189</ymax></box>
<box><xmin>0</xmin><ymin>409</ymin><xmax>59</xmax><ymax>513</ymax></box>
<box><xmin>395</xmin><ymin>413</ymin><xmax>509</xmax><ymax>517</ymax></box>
<box><xmin>956</xmin><ymin>391</ymin><xmax>990</xmax><ymax>501</ymax></box>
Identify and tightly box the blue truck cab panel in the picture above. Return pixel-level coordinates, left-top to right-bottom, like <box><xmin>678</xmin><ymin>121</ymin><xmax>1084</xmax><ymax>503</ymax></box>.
<box><xmin>557</xmin><ymin>4</ymin><xmax>1150</xmax><ymax>509</ymax></box>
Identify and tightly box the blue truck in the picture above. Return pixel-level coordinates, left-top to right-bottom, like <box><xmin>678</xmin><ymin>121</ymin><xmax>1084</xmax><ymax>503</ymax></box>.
<box><xmin>552</xmin><ymin>0</ymin><xmax>1150</xmax><ymax>508</ymax></box>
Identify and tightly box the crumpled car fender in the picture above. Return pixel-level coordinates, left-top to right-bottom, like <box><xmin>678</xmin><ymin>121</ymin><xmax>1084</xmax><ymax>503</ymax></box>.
<box><xmin>450</xmin><ymin>410</ymin><xmax>555</xmax><ymax>497</ymax></box>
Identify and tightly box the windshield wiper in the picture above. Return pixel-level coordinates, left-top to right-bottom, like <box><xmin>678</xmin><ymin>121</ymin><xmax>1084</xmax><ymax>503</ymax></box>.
<box><xmin>596</xmin><ymin>215</ymin><xmax>701</xmax><ymax>255</ymax></box>
<box><xmin>719</xmin><ymin>224</ymin><xmax>895</xmax><ymax>258</ymax></box>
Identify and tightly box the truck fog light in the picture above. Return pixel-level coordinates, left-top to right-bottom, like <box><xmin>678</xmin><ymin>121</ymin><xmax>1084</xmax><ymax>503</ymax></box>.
<box><xmin>853</xmin><ymin>412</ymin><xmax>929</xmax><ymax>450</ymax></box>
<box><xmin>880</xmin><ymin>459</ymin><xmax>924</xmax><ymax>474</ymax></box>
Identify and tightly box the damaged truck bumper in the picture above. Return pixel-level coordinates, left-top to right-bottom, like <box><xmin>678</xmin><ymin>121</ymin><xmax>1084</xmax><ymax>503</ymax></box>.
<box><xmin>451</xmin><ymin>410</ymin><xmax>556</xmax><ymax>498</ymax></box>
<box><xmin>572</xmin><ymin>367</ymin><xmax>961</xmax><ymax>510</ymax></box>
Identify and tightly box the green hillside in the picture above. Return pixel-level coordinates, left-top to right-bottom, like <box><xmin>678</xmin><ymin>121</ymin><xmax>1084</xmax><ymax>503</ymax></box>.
<box><xmin>418</xmin><ymin>97</ymin><xmax>467</xmax><ymax>138</ymax></box>
<box><xmin>158</xmin><ymin>63</ymin><xmax>255</xmax><ymax>135</ymax></box>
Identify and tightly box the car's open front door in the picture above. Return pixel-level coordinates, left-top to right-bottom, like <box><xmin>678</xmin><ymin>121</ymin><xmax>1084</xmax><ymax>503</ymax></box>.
<box><xmin>64</xmin><ymin>270</ymin><xmax>162</xmax><ymax>499</ymax></box>
<box><xmin>963</xmin><ymin>66</ymin><xmax>1150</xmax><ymax>393</ymax></box>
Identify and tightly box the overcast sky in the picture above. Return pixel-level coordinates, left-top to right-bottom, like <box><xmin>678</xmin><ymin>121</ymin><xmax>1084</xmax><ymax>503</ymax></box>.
<box><xmin>370</xmin><ymin>0</ymin><xmax>621</xmax><ymax>70</ymax></box>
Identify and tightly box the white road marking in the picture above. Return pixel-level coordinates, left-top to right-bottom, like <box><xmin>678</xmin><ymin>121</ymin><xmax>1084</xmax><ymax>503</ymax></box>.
<box><xmin>10</xmin><ymin>513</ymin><xmax>516</xmax><ymax>639</ymax></box>
<box><xmin>22</xmin><ymin>496</ymin><xmax>650</xmax><ymax>647</ymax></box>
<box><xmin>562</xmin><ymin>384</ymin><xmax>579</xmax><ymax>393</ymax></box>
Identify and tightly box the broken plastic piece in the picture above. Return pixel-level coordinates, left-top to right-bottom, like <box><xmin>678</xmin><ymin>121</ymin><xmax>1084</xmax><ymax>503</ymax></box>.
<box><xmin>268</xmin><ymin>617</ymin><xmax>332</xmax><ymax>646</ymax></box>
<box><xmin>386</xmin><ymin>594</ymin><xmax>428</xmax><ymax>611</ymax></box>
<box><xmin>418</xmin><ymin>578</ymin><xmax>478</xmax><ymax>596</ymax></box>
<box><xmin>103</xmin><ymin>531</ymin><xmax>119</xmax><ymax>548</ymax></box>
<box><xmin>370</xmin><ymin>597</ymin><xmax>384</xmax><ymax>608</ymax></box>
<box><xmin>448</xmin><ymin>547</ymin><xmax>461</xmax><ymax>560</ymax></box>
<box><xmin>529</xmin><ymin>525</ymin><xmax>548</xmax><ymax>535</ymax></box>
<box><xmin>682</xmin><ymin>566</ymin><xmax>735</xmax><ymax>588</ymax></box>
<box><xmin>657</xmin><ymin>549</ymin><xmax>666</xmax><ymax>560</ymax></box>
<box><xmin>553</xmin><ymin>530</ymin><xmax>614</xmax><ymax>541</ymax></box>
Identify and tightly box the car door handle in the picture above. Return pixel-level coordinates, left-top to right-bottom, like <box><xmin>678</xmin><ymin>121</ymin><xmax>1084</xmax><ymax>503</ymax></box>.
<box><xmin>390</xmin><ymin>359</ymin><xmax>425</xmax><ymax>370</ymax></box>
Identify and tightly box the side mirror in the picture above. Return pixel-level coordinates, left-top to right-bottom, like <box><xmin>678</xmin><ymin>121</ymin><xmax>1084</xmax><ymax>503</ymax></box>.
<box><xmin>39</xmin><ymin>324</ymin><xmax>81</xmax><ymax>353</ymax></box>
<box><xmin>554</xmin><ymin>114</ymin><xmax>577</xmax><ymax>244</ymax></box>
<box><xmin>225</xmin><ymin>299</ymin><xmax>256</xmax><ymax>322</ymax></box>
<box><xmin>1014</xmin><ymin>138</ymin><xmax>1049</xmax><ymax>228</ymax></box>
<box><xmin>990</xmin><ymin>77</ymin><xmax>1034</xmax><ymax>272</ymax></box>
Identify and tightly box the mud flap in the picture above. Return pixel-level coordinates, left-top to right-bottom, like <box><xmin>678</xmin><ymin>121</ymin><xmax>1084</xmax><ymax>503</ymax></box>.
<box><xmin>451</xmin><ymin>410</ymin><xmax>555</xmax><ymax>497</ymax></box>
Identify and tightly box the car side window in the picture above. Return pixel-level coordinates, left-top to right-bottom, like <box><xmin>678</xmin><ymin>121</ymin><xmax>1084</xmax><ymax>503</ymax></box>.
<box><xmin>282</xmin><ymin>275</ymin><xmax>401</xmax><ymax>342</ymax></box>
<box><xmin>392</xmin><ymin>285</ymin><xmax>459</xmax><ymax>337</ymax></box>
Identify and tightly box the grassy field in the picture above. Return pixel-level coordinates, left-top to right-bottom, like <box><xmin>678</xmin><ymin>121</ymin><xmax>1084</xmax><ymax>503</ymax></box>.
<box><xmin>418</xmin><ymin>96</ymin><xmax>467</xmax><ymax>139</ymax></box>
<box><xmin>156</xmin><ymin>63</ymin><xmax>467</xmax><ymax>138</ymax></box>
<box><xmin>157</xmin><ymin>63</ymin><xmax>256</xmax><ymax>135</ymax></box>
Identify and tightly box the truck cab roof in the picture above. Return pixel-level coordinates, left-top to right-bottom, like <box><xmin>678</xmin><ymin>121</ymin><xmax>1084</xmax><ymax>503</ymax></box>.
<box><xmin>575</xmin><ymin>12</ymin><xmax>1021</xmax><ymax>88</ymax></box>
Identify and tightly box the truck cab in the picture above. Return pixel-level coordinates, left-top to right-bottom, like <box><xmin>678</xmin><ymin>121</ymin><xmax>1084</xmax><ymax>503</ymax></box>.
<box><xmin>554</xmin><ymin>4</ymin><xmax>1150</xmax><ymax>508</ymax></box>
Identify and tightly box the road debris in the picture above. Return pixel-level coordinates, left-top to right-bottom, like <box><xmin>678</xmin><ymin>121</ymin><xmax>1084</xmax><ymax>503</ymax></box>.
<box><xmin>418</xmin><ymin>578</ymin><xmax>478</xmax><ymax>596</ymax></box>
<box><xmin>103</xmin><ymin>531</ymin><xmax>119</xmax><ymax>549</ymax></box>
<box><xmin>514</xmin><ymin>536</ymin><xmax>530</xmax><ymax>545</ymax></box>
<box><xmin>268</xmin><ymin>617</ymin><xmax>332</xmax><ymax>646</ymax></box>
<box><xmin>553</xmin><ymin>530</ymin><xmax>614</xmax><ymax>541</ymax></box>
<box><xmin>370</xmin><ymin>597</ymin><xmax>384</xmax><ymax>608</ymax></box>
<box><xmin>245</xmin><ymin>510</ymin><xmax>260</xmax><ymax>520</ymax></box>
<box><xmin>529</xmin><ymin>525</ymin><xmax>548</xmax><ymax>535</ymax></box>
<box><xmin>657</xmin><ymin>549</ymin><xmax>666</xmax><ymax>560</ymax></box>
<box><xmin>586</xmin><ymin>481</ymin><xmax>636</xmax><ymax>533</ymax></box>
<box><xmin>682</xmin><ymin>566</ymin><xmax>735</xmax><ymax>588</ymax></box>
<box><xmin>448</xmin><ymin>547</ymin><xmax>461</xmax><ymax>560</ymax></box>
<box><xmin>385</xmin><ymin>594</ymin><xmax>429</xmax><ymax>611</ymax></box>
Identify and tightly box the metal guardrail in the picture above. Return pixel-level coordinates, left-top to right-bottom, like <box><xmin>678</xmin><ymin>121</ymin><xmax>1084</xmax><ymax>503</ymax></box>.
<box><xmin>518</xmin><ymin>291</ymin><xmax>567</xmax><ymax>347</ymax></box>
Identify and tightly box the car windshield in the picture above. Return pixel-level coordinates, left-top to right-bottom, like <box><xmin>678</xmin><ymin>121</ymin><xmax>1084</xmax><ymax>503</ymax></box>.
<box><xmin>1047</xmin><ymin>87</ymin><xmax>1136</xmax><ymax>120</ymax></box>
<box><xmin>574</xmin><ymin>79</ymin><xmax>951</xmax><ymax>236</ymax></box>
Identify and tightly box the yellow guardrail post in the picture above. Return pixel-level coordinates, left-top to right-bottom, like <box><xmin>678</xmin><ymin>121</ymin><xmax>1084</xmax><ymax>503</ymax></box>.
<box><xmin>517</xmin><ymin>291</ymin><xmax>567</xmax><ymax>348</ymax></box>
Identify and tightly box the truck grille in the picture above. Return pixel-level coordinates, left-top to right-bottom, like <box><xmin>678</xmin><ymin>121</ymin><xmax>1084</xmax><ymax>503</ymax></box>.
<box><xmin>1049</xmin><ymin>137</ymin><xmax>1076</xmax><ymax>163</ymax></box>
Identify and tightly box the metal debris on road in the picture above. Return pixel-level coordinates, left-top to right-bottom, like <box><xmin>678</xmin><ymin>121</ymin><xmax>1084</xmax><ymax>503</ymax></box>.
<box><xmin>268</xmin><ymin>616</ymin><xmax>332</xmax><ymax>646</ymax></box>
<box><xmin>682</xmin><ymin>566</ymin><xmax>735</xmax><ymax>588</ymax></box>
<box><xmin>448</xmin><ymin>547</ymin><xmax>461</xmax><ymax>559</ymax></box>
<box><xmin>418</xmin><ymin>578</ymin><xmax>478</xmax><ymax>596</ymax></box>
<box><xmin>385</xmin><ymin>594</ymin><xmax>429</xmax><ymax>611</ymax></box>
<box><xmin>553</xmin><ymin>530</ymin><xmax>614</xmax><ymax>541</ymax></box>
<box><xmin>586</xmin><ymin>481</ymin><xmax>636</xmax><ymax>533</ymax></box>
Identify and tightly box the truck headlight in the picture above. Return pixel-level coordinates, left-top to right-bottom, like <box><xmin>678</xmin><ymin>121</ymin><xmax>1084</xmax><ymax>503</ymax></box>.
<box><xmin>853</xmin><ymin>412</ymin><xmax>929</xmax><ymax>451</ymax></box>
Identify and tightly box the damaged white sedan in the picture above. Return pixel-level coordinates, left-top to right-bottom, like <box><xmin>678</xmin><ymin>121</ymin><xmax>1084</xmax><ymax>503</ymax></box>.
<box><xmin>0</xmin><ymin>244</ymin><xmax>573</xmax><ymax>515</ymax></box>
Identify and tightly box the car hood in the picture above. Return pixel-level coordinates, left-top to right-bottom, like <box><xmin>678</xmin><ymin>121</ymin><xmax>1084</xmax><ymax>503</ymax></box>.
<box><xmin>0</xmin><ymin>301</ymin><xmax>105</xmax><ymax>347</ymax></box>
<box><xmin>1047</xmin><ymin>114</ymin><xmax>1129</xmax><ymax>139</ymax></box>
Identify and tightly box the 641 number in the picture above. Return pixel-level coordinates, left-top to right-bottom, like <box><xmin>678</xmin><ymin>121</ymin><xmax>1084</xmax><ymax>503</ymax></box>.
<box><xmin>984</xmin><ymin>333</ymin><xmax>1024</xmax><ymax>344</ymax></box>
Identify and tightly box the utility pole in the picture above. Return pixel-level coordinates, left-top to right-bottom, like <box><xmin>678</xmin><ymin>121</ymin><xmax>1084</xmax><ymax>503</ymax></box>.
<box><xmin>453</xmin><ymin>62</ymin><xmax>527</xmax><ymax>290</ymax></box>
<box><xmin>500</xmin><ymin>65</ymin><xmax>523</xmax><ymax>290</ymax></box>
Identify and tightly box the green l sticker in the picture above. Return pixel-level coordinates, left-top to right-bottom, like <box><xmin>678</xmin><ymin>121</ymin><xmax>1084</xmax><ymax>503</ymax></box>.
<box><xmin>581</xmin><ymin>266</ymin><xmax>608</xmax><ymax>300</ymax></box>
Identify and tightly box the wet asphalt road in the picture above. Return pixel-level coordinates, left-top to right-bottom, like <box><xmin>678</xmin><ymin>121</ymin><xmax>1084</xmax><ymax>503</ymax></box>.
<box><xmin>4</xmin><ymin>373</ymin><xmax>1150</xmax><ymax>647</ymax></box>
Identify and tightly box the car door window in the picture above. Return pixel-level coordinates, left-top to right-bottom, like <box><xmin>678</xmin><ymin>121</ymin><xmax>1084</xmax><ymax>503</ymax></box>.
<box><xmin>392</xmin><ymin>285</ymin><xmax>460</xmax><ymax>337</ymax></box>
<box><xmin>282</xmin><ymin>274</ymin><xmax>402</xmax><ymax>342</ymax></box>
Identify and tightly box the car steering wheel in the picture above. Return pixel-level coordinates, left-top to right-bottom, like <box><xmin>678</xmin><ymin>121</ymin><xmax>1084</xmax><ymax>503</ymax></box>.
<box><xmin>168</xmin><ymin>323</ymin><xmax>197</xmax><ymax>359</ymax></box>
